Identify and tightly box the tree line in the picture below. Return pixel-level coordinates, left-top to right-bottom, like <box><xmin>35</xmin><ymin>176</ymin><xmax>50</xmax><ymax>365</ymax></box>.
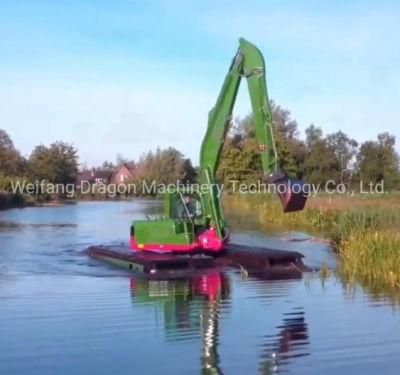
<box><xmin>0</xmin><ymin>129</ymin><xmax>78</xmax><ymax>201</ymax></box>
<box><xmin>0</xmin><ymin>129</ymin><xmax>196</xmax><ymax>200</ymax></box>
<box><xmin>1</xmin><ymin>99</ymin><xmax>399</xmax><ymax>202</ymax></box>
<box><xmin>217</xmin><ymin>101</ymin><xmax>400</xmax><ymax>190</ymax></box>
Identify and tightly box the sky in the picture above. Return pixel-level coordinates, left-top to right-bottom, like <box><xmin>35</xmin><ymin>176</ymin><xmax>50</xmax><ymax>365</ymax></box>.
<box><xmin>0</xmin><ymin>0</ymin><xmax>399</xmax><ymax>166</ymax></box>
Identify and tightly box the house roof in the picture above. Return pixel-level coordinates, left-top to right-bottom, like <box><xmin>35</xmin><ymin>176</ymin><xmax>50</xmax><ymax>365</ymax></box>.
<box><xmin>109</xmin><ymin>163</ymin><xmax>137</xmax><ymax>183</ymax></box>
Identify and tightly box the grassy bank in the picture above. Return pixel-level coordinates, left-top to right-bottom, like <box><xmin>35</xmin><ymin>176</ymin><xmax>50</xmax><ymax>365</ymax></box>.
<box><xmin>223</xmin><ymin>193</ymin><xmax>400</xmax><ymax>290</ymax></box>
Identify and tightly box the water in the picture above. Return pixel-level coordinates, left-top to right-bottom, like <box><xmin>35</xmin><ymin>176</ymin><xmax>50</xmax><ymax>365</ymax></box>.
<box><xmin>1</xmin><ymin>201</ymin><xmax>399</xmax><ymax>374</ymax></box>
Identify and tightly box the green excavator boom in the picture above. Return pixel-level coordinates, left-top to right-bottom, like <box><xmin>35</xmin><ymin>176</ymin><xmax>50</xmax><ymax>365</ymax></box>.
<box><xmin>130</xmin><ymin>38</ymin><xmax>307</xmax><ymax>253</ymax></box>
<box><xmin>200</xmin><ymin>38</ymin><xmax>277</xmax><ymax>177</ymax></box>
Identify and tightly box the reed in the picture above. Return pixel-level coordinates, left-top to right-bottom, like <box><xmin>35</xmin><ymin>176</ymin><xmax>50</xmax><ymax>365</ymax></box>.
<box><xmin>223</xmin><ymin>194</ymin><xmax>339</xmax><ymax>232</ymax></box>
<box><xmin>223</xmin><ymin>193</ymin><xmax>400</xmax><ymax>291</ymax></box>
<box><xmin>338</xmin><ymin>231</ymin><xmax>400</xmax><ymax>289</ymax></box>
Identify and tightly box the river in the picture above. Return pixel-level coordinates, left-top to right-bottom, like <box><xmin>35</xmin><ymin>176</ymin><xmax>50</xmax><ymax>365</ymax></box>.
<box><xmin>1</xmin><ymin>201</ymin><xmax>399</xmax><ymax>374</ymax></box>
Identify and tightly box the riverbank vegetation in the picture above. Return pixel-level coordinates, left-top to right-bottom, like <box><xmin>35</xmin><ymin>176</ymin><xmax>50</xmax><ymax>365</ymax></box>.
<box><xmin>215</xmin><ymin>102</ymin><xmax>400</xmax><ymax>294</ymax></box>
<box><xmin>2</xmin><ymin>100</ymin><xmax>400</xmax><ymax>203</ymax></box>
<box><xmin>0</xmin><ymin>129</ymin><xmax>79</xmax><ymax>209</ymax></box>
<box><xmin>217</xmin><ymin>102</ymin><xmax>400</xmax><ymax>191</ymax></box>
<box><xmin>224</xmin><ymin>193</ymin><xmax>400</xmax><ymax>291</ymax></box>
<box><xmin>2</xmin><ymin>100</ymin><xmax>400</xmax><ymax>294</ymax></box>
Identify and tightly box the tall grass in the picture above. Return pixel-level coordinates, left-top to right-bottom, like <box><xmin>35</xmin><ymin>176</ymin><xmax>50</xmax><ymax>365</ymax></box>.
<box><xmin>223</xmin><ymin>193</ymin><xmax>400</xmax><ymax>292</ymax></box>
<box><xmin>224</xmin><ymin>194</ymin><xmax>340</xmax><ymax>233</ymax></box>
<box><xmin>338</xmin><ymin>231</ymin><xmax>400</xmax><ymax>288</ymax></box>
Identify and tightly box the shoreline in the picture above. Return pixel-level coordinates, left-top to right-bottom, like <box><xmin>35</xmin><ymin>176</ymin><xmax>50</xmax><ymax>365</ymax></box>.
<box><xmin>0</xmin><ymin>195</ymin><xmax>152</xmax><ymax>211</ymax></box>
<box><xmin>0</xmin><ymin>193</ymin><xmax>30</xmax><ymax>211</ymax></box>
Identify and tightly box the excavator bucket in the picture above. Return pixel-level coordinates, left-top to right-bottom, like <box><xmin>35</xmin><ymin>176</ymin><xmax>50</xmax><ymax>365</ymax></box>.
<box><xmin>265</xmin><ymin>172</ymin><xmax>308</xmax><ymax>213</ymax></box>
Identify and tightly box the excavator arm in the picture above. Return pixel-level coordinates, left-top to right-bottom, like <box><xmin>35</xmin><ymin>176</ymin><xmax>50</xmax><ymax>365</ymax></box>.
<box><xmin>130</xmin><ymin>38</ymin><xmax>307</xmax><ymax>254</ymax></box>
<box><xmin>198</xmin><ymin>38</ymin><xmax>307</xmax><ymax>241</ymax></box>
<box><xmin>200</xmin><ymin>38</ymin><xmax>277</xmax><ymax>177</ymax></box>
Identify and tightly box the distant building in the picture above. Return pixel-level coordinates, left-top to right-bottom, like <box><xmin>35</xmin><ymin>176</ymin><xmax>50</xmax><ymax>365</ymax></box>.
<box><xmin>76</xmin><ymin>169</ymin><xmax>113</xmax><ymax>188</ymax></box>
<box><xmin>110</xmin><ymin>163</ymin><xmax>136</xmax><ymax>184</ymax></box>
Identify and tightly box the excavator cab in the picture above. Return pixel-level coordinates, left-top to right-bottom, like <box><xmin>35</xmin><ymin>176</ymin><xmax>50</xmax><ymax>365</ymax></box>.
<box><xmin>266</xmin><ymin>171</ymin><xmax>308</xmax><ymax>213</ymax></box>
<box><xmin>168</xmin><ymin>191</ymin><xmax>203</xmax><ymax>221</ymax></box>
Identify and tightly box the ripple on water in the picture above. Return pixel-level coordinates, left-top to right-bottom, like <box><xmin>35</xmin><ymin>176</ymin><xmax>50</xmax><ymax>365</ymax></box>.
<box><xmin>1</xmin><ymin>202</ymin><xmax>400</xmax><ymax>375</ymax></box>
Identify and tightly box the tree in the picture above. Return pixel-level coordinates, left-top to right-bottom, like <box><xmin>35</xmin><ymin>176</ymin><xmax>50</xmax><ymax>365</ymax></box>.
<box><xmin>0</xmin><ymin>129</ymin><xmax>24</xmax><ymax>176</ymax></box>
<box><xmin>303</xmin><ymin>125</ymin><xmax>339</xmax><ymax>185</ymax></box>
<box><xmin>356</xmin><ymin>132</ymin><xmax>399</xmax><ymax>189</ymax></box>
<box><xmin>270</xmin><ymin>101</ymin><xmax>298</xmax><ymax>139</ymax></box>
<box><xmin>181</xmin><ymin>158</ymin><xmax>197</xmax><ymax>183</ymax></box>
<box><xmin>270</xmin><ymin>101</ymin><xmax>306</xmax><ymax>177</ymax></box>
<box><xmin>217</xmin><ymin>117</ymin><xmax>268</xmax><ymax>187</ymax></box>
<box><xmin>131</xmin><ymin>147</ymin><xmax>195</xmax><ymax>196</ymax></box>
<box><xmin>326</xmin><ymin>131</ymin><xmax>358</xmax><ymax>184</ymax></box>
<box><xmin>217</xmin><ymin>136</ymin><xmax>262</xmax><ymax>188</ymax></box>
<box><xmin>217</xmin><ymin>102</ymin><xmax>306</xmax><ymax>187</ymax></box>
<box><xmin>28</xmin><ymin>142</ymin><xmax>78</xmax><ymax>185</ymax></box>
<box><xmin>101</xmin><ymin>160</ymin><xmax>116</xmax><ymax>171</ymax></box>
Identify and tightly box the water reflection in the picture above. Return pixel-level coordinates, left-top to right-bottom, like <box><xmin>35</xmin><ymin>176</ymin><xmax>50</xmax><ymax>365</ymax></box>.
<box><xmin>3</xmin><ymin>202</ymin><xmax>400</xmax><ymax>374</ymax></box>
<box><xmin>130</xmin><ymin>273</ymin><xmax>309</xmax><ymax>374</ymax></box>
<box><xmin>130</xmin><ymin>272</ymin><xmax>228</xmax><ymax>374</ymax></box>
<box><xmin>259</xmin><ymin>309</ymin><xmax>309</xmax><ymax>374</ymax></box>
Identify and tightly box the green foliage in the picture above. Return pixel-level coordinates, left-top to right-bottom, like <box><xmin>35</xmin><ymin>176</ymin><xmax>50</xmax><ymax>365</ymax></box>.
<box><xmin>217</xmin><ymin>136</ymin><xmax>262</xmax><ymax>189</ymax></box>
<box><xmin>28</xmin><ymin>141</ymin><xmax>78</xmax><ymax>185</ymax></box>
<box><xmin>2</xmin><ymin>96</ymin><xmax>400</xmax><ymax>206</ymax></box>
<box><xmin>226</xmin><ymin>193</ymin><xmax>400</xmax><ymax>291</ymax></box>
<box><xmin>0</xmin><ymin>192</ymin><xmax>26</xmax><ymax>210</ymax></box>
<box><xmin>217</xmin><ymin>102</ymin><xmax>399</xmax><ymax>191</ymax></box>
<box><xmin>303</xmin><ymin>125</ymin><xmax>340</xmax><ymax>185</ymax></box>
<box><xmin>101</xmin><ymin>160</ymin><xmax>116</xmax><ymax>171</ymax></box>
<box><xmin>217</xmin><ymin>103</ymin><xmax>373</xmax><ymax>189</ymax></box>
<box><xmin>0</xmin><ymin>129</ymin><xmax>24</xmax><ymax>176</ymax></box>
<box><xmin>131</xmin><ymin>147</ymin><xmax>196</xmax><ymax>196</ymax></box>
<box><xmin>327</xmin><ymin>131</ymin><xmax>358</xmax><ymax>172</ymax></box>
<box><xmin>217</xmin><ymin>102</ymin><xmax>306</xmax><ymax>187</ymax></box>
<box><xmin>355</xmin><ymin>132</ymin><xmax>400</xmax><ymax>189</ymax></box>
<box><xmin>339</xmin><ymin>231</ymin><xmax>400</xmax><ymax>289</ymax></box>
<box><xmin>0</xmin><ymin>175</ymin><xmax>28</xmax><ymax>193</ymax></box>
<box><xmin>270</xmin><ymin>101</ymin><xmax>305</xmax><ymax>177</ymax></box>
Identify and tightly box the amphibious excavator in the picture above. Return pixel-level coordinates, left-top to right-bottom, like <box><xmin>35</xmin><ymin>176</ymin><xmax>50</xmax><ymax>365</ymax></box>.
<box><xmin>130</xmin><ymin>38</ymin><xmax>307</xmax><ymax>254</ymax></box>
